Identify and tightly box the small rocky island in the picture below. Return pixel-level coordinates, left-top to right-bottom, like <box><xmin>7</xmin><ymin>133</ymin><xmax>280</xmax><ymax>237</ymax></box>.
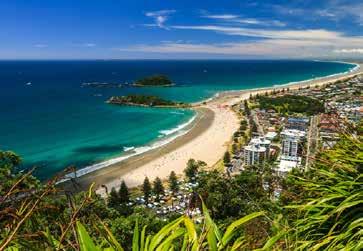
<box><xmin>133</xmin><ymin>75</ymin><xmax>174</xmax><ymax>87</ymax></box>
<box><xmin>82</xmin><ymin>82</ymin><xmax>124</xmax><ymax>88</ymax></box>
<box><xmin>107</xmin><ymin>95</ymin><xmax>189</xmax><ymax>108</ymax></box>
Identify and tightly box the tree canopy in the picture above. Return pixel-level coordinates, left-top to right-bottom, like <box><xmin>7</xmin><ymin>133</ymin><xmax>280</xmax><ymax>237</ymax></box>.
<box><xmin>134</xmin><ymin>75</ymin><xmax>173</xmax><ymax>87</ymax></box>
<box><xmin>258</xmin><ymin>95</ymin><xmax>325</xmax><ymax>115</ymax></box>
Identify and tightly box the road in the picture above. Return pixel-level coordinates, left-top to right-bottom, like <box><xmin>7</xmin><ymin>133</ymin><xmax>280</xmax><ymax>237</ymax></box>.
<box><xmin>251</xmin><ymin>110</ymin><xmax>265</xmax><ymax>136</ymax></box>
<box><xmin>305</xmin><ymin>115</ymin><xmax>319</xmax><ymax>171</ymax></box>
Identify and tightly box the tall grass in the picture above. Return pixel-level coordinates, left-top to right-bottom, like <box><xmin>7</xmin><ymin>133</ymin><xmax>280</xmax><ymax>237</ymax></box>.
<box><xmin>267</xmin><ymin>132</ymin><xmax>363</xmax><ymax>250</ymax></box>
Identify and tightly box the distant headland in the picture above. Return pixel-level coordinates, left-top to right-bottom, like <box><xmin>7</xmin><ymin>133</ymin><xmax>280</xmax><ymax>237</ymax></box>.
<box><xmin>107</xmin><ymin>94</ymin><xmax>189</xmax><ymax>108</ymax></box>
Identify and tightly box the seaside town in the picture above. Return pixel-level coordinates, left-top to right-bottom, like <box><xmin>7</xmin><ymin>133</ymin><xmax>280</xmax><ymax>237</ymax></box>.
<box><xmin>1</xmin><ymin>72</ymin><xmax>362</xmax><ymax>251</ymax></box>
<box><xmin>233</xmin><ymin>74</ymin><xmax>362</xmax><ymax>174</ymax></box>
<box><xmin>3</xmin><ymin>1</ymin><xmax>363</xmax><ymax>249</ymax></box>
<box><xmin>103</xmin><ymin>73</ymin><xmax>363</xmax><ymax>220</ymax></box>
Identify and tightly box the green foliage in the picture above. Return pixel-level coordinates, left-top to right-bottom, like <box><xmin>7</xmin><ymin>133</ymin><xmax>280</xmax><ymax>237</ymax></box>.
<box><xmin>76</xmin><ymin>220</ymin><xmax>99</xmax><ymax>251</ymax></box>
<box><xmin>142</xmin><ymin>177</ymin><xmax>152</xmax><ymax>203</ymax></box>
<box><xmin>290</xmin><ymin>134</ymin><xmax>362</xmax><ymax>250</ymax></box>
<box><xmin>266</xmin><ymin>132</ymin><xmax>363</xmax><ymax>250</ymax></box>
<box><xmin>1</xmin><ymin>124</ymin><xmax>362</xmax><ymax>250</ymax></box>
<box><xmin>108</xmin><ymin>187</ymin><xmax>119</xmax><ymax>208</ymax></box>
<box><xmin>134</xmin><ymin>75</ymin><xmax>172</xmax><ymax>87</ymax></box>
<box><xmin>119</xmin><ymin>180</ymin><xmax>129</xmax><ymax>204</ymax></box>
<box><xmin>231</xmin><ymin>143</ymin><xmax>238</xmax><ymax>155</ymax></box>
<box><xmin>184</xmin><ymin>159</ymin><xmax>206</xmax><ymax>182</ymax></box>
<box><xmin>244</xmin><ymin>100</ymin><xmax>251</xmax><ymax>116</ymax></box>
<box><xmin>108</xmin><ymin>95</ymin><xmax>184</xmax><ymax>107</ymax></box>
<box><xmin>168</xmin><ymin>171</ymin><xmax>179</xmax><ymax>194</ymax></box>
<box><xmin>258</xmin><ymin>95</ymin><xmax>324</xmax><ymax>115</ymax></box>
<box><xmin>129</xmin><ymin>207</ymin><xmax>264</xmax><ymax>251</ymax></box>
<box><xmin>249</xmin><ymin>117</ymin><xmax>258</xmax><ymax>135</ymax></box>
<box><xmin>239</xmin><ymin>124</ymin><xmax>247</xmax><ymax>131</ymax></box>
<box><xmin>106</xmin><ymin>181</ymin><xmax>132</xmax><ymax>215</ymax></box>
<box><xmin>0</xmin><ymin>150</ymin><xmax>39</xmax><ymax>195</ymax></box>
<box><xmin>196</xmin><ymin>169</ymin><xmax>277</xmax><ymax>222</ymax></box>
<box><xmin>152</xmin><ymin>177</ymin><xmax>164</xmax><ymax>200</ymax></box>
<box><xmin>223</xmin><ymin>151</ymin><xmax>231</xmax><ymax>165</ymax></box>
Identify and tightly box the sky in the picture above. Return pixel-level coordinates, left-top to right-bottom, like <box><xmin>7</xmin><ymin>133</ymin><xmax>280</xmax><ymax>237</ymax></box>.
<box><xmin>1</xmin><ymin>0</ymin><xmax>363</xmax><ymax>59</ymax></box>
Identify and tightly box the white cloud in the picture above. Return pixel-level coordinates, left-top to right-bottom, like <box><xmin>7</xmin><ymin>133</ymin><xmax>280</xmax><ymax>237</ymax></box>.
<box><xmin>316</xmin><ymin>10</ymin><xmax>336</xmax><ymax>18</ymax></box>
<box><xmin>120</xmin><ymin>41</ymin><xmax>313</xmax><ymax>57</ymax></box>
<box><xmin>235</xmin><ymin>19</ymin><xmax>286</xmax><ymax>27</ymax></box>
<box><xmin>334</xmin><ymin>48</ymin><xmax>363</xmax><ymax>54</ymax></box>
<box><xmin>203</xmin><ymin>14</ymin><xmax>239</xmax><ymax>19</ymax></box>
<box><xmin>83</xmin><ymin>43</ymin><xmax>96</xmax><ymax>47</ymax></box>
<box><xmin>71</xmin><ymin>43</ymin><xmax>96</xmax><ymax>47</ymax></box>
<box><xmin>145</xmin><ymin>9</ymin><xmax>176</xmax><ymax>28</ymax></box>
<box><xmin>121</xmin><ymin>26</ymin><xmax>363</xmax><ymax>58</ymax></box>
<box><xmin>203</xmin><ymin>14</ymin><xmax>286</xmax><ymax>27</ymax></box>
<box><xmin>171</xmin><ymin>25</ymin><xmax>342</xmax><ymax>41</ymax></box>
<box><xmin>133</xmin><ymin>5</ymin><xmax>363</xmax><ymax>58</ymax></box>
<box><xmin>34</xmin><ymin>44</ymin><xmax>48</xmax><ymax>48</ymax></box>
<box><xmin>235</xmin><ymin>18</ymin><xmax>262</xmax><ymax>25</ymax></box>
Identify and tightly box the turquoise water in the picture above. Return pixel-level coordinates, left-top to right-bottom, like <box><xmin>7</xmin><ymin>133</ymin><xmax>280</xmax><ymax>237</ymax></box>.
<box><xmin>0</xmin><ymin>60</ymin><xmax>355</xmax><ymax>179</ymax></box>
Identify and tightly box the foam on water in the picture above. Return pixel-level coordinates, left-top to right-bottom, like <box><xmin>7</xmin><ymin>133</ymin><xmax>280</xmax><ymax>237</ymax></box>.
<box><xmin>123</xmin><ymin>146</ymin><xmax>135</xmax><ymax>152</ymax></box>
<box><xmin>59</xmin><ymin>114</ymin><xmax>197</xmax><ymax>182</ymax></box>
<box><xmin>159</xmin><ymin>115</ymin><xmax>196</xmax><ymax>136</ymax></box>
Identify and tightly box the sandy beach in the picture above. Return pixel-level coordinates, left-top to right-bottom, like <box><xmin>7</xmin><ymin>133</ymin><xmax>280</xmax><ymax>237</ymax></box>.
<box><xmin>64</xmin><ymin>62</ymin><xmax>362</xmax><ymax>195</ymax></box>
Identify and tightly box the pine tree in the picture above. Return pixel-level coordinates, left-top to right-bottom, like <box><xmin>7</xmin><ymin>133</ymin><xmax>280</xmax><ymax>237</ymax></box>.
<box><xmin>142</xmin><ymin>177</ymin><xmax>152</xmax><ymax>202</ymax></box>
<box><xmin>108</xmin><ymin>187</ymin><xmax>119</xmax><ymax>207</ymax></box>
<box><xmin>119</xmin><ymin>180</ymin><xmax>129</xmax><ymax>204</ymax></box>
<box><xmin>153</xmin><ymin>177</ymin><xmax>164</xmax><ymax>200</ymax></box>
<box><xmin>244</xmin><ymin>100</ymin><xmax>250</xmax><ymax>116</ymax></box>
<box><xmin>184</xmin><ymin>159</ymin><xmax>199</xmax><ymax>181</ymax></box>
<box><xmin>168</xmin><ymin>171</ymin><xmax>179</xmax><ymax>194</ymax></box>
<box><xmin>223</xmin><ymin>151</ymin><xmax>231</xmax><ymax>166</ymax></box>
<box><xmin>231</xmin><ymin>143</ymin><xmax>238</xmax><ymax>155</ymax></box>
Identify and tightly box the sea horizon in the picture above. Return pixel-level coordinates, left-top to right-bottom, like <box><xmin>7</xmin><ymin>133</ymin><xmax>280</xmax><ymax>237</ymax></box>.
<box><xmin>0</xmin><ymin>59</ymin><xmax>357</xmax><ymax>180</ymax></box>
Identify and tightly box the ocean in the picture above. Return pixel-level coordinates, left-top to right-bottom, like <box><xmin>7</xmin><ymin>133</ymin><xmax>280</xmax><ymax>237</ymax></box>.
<box><xmin>0</xmin><ymin>60</ymin><xmax>356</xmax><ymax>180</ymax></box>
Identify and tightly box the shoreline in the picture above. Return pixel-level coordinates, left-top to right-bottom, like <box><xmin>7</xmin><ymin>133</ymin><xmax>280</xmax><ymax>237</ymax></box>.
<box><xmin>63</xmin><ymin>61</ymin><xmax>362</xmax><ymax>194</ymax></box>
<box><xmin>62</xmin><ymin>107</ymin><xmax>215</xmax><ymax>192</ymax></box>
<box><xmin>193</xmin><ymin>61</ymin><xmax>361</xmax><ymax>106</ymax></box>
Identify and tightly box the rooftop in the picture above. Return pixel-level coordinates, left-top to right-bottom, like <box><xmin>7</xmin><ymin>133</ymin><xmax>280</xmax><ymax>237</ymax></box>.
<box><xmin>281</xmin><ymin>129</ymin><xmax>306</xmax><ymax>138</ymax></box>
<box><xmin>278</xmin><ymin>159</ymin><xmax>298</xmax><ymax>173</ymax></box>
<box><xmin>244</xmin><ymin>144</ymin><xmax>266</xmax><ymax>153</ymax></box>
<box><xmin>250</xmin><ymin>137</ymin><xmax>271</xmax><ymax>146</ymax></box>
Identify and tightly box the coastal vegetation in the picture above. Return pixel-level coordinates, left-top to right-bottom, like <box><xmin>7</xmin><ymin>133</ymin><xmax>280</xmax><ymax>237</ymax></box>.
<box><xmin>168</xmin><ymin>171</ymin><xmax>179</xmax><ymax>194</ymax></box>
<box><xmin>107</xmin><ymin>95</ymin><xmax>188</xmax><ymax>108</ymax></box>
<box><xmin>257</xmin><ymin>95</ymin><xmax>325</xmax><ymax>115</ymax></box>
<box><xmin>0</xmin><ymin>124</ymin><xmax>361</xmax><ymax>250</ymax></box>
<box><xmin>133</xmin><ymin>75</ymin><xmax>173</xmax><ymax>87</ymax></box>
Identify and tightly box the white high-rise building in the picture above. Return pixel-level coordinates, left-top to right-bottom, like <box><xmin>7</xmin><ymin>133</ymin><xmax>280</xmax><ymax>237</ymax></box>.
<box><xmin>243</xmin><ymin>144</ymin><xmax>266</xmax><ymax>166</ymax></box>
<box><xmin>277</xmin><ymin>129</ymin><xmax>306</xmax><ymax>175</ymax></box>
<box><xmin>280</xmin><ymin>129</ymin><xmax>306</xmax><ymax>161</ymax></box>
<box><xmin>243</xmin><ymin>137</ymin><xmax>271</xmax><ymax>166</ymax></box>
<box><xmin>250</xmin><ymin>137</ymin><xmax>271</xmax><ymax>157</ymax></box>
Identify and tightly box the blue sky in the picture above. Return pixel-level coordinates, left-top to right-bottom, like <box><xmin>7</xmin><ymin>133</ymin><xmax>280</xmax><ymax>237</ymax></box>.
<box><xmin>1</xmin><ymin>0</ymin><xmax>363</xmax><ymax>59</ymax></box>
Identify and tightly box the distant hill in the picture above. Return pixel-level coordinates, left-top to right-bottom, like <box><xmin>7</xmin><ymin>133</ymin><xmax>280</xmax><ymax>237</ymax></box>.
<box><xmin>133</xmin><ymin>75</ymin><xmax>174</xmax><ymax>87</ymax></box>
